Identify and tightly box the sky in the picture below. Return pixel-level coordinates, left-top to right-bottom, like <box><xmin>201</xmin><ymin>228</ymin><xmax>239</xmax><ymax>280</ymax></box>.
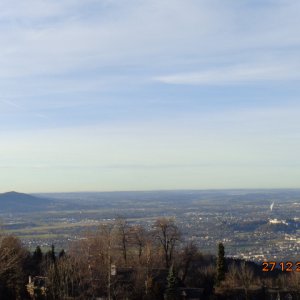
<box><xmin>1</xmin><ymin>0</ymin><xmax>300</xmax><ymax>193</ymax></box>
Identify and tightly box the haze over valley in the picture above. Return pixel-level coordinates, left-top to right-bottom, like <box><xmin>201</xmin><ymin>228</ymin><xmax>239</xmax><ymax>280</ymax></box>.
<box><xmin>1</xmin><ymin>189</ymin><xmax>299</xmax><ymax>262</ymax></box>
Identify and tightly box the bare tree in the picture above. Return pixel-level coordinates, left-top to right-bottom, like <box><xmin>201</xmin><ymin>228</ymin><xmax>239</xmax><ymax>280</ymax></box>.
<box><xmin>238</xmin><ymin>261</ymin><xmax>254</xmax><ymax>300</ymax></box>
<box><xmin>0</xmin><ymin>235</ymin><xmax>25</xmax><ymax>277</ymax></box>
<box><xmin>288</xmin><ymin>272</ymin><xmax>300</xmax><ymax>292</ymax></box>
<box><xmin>131</xmin><ymin>225</ymin><xmax>147</xmax><ymax>263</ymax></box>
<box><xmin>153</xmin><ymin>218</ymin><xmax>181</xmax><ymax>268</ymax></box>
<box><xmin>226</xmin><ymin>262</ymin><xmax>239</xmax><ymax>288</ymax></box>
<box><xmin>0</xmin><ymin>234</ymin><xmax>26</xmax><ymax>299</ymax></box>
<box><xmin>46</xmin><ymin>254</ymin><xmax>84</xmax><ymax>300</ymax></box>
<box><xmin>70</xmin><ymin>223</ymin><xmax>115</xmax><ymax>299</ymax></box>
<box><xmin>179</xmin><ymin>241</ymin><xmax>200</xmax><ymax>284</ymax></box>
<box><xmin>115</xmin><ymin>217</ymin><xmax>130</xmax><ymax>266</ymax></box>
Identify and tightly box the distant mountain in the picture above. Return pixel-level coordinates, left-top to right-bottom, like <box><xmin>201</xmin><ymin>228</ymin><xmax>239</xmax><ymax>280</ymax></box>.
<box><xmin>0</xmin><ymin>191</ymin><xmax>53</xmax><ymax>212</ymax></box>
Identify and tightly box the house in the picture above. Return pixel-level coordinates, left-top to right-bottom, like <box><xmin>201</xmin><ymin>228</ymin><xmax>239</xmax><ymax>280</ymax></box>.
<box><xmin>26</xmin><ymin>276</ymin><xmax>47</xmax><ymax>299</ymax></box>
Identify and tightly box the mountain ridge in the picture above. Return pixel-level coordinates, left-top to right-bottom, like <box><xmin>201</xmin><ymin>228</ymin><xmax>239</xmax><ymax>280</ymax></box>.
<box><xmin>0</xmin><ymin>191</ymin><xmax>53</xmax><ymax>212</ymax></box>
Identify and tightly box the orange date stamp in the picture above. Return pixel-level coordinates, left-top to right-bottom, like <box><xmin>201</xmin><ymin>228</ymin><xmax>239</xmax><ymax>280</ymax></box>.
<box><xmin>262</xmin><ymin>261</ymin><xmax>300</xmax><ymax>272</ymax></box>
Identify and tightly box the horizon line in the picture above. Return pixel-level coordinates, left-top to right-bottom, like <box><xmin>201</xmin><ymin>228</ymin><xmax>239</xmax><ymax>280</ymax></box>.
<box><xmin>1</xmin><ymin>187</ymin><xmax>298</xmax><ymax>195</ymax></box>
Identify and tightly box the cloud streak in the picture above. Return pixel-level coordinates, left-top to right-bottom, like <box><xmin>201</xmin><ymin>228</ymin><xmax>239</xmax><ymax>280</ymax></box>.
<box><xmin>0</xmin><ymin>0</ymin><xmax>299</xmax><ymax>79</ymax></box>
<box><xmin>0</xmin><ymin>97</ymin><xmax>50</xmax><ymax>120</ymax></box>
<box><xmin>1</xmin><ymin>1</ymin><xmax>300</xmax><ymax>191</ymax></box>
<box><xmin>155</xmin><ymin>63</ymin><xmax>300</xmax><ymax>85</ymax></box>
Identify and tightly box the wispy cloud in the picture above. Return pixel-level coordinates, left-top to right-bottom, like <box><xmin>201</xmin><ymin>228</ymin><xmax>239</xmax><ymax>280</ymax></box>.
<box><xmin>155</xmin><ymin>63</ymin><xmax>300</xmax><ymax>85</ymax></box>
<box><xmin>1</xmin><ymin>1</ymin><xmax>300</xmax><ymax>191</ymax></box>
<box><xmin>0</xmin><ymin>0</ymin><xmax>297</xmax><ymax>79</ymax></box>
<box><xmin>0</xmin><ymin>98</ymin><xmax>23</xmax><ymax>109</ymax></box>
<box><xmin>0</xmin><ymin>97</ymin><xmax>50</xmax><ymax>120</ymax></box>
<box><xmin>0</xmin><ymin>1</ymin><xmax>299</xmax><ymax>85</ymax></box>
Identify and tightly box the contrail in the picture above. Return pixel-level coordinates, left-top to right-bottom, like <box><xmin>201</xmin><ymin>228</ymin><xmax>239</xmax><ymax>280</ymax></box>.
<box><xmin>0</xmin><ymin>98</ymin><xmax>23</xmax><ymax>109</ymax></box>
<box><xmin>0</xmin><ymin>98</ymin><xmax>50</xmax><ymax>120</ymax></box>
<box><xmin>35</xmin><ymin>113</ymin><xmax>50</xmax><ymax>120</ymax></box>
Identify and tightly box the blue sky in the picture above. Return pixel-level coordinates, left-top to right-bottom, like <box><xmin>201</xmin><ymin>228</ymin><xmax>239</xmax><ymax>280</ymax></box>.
<box><xmin>1</xmin><ymin>0</ymin><xmax>300</xmax><ymax>192</ymax></box>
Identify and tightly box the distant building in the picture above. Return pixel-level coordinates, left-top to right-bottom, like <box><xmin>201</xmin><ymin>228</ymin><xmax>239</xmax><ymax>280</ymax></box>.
<box><xmin>26</xmin><ymin>276</ymin><xmax>47</xmax><ymax>299</ymax></box>
<box><xmin>269</xmin><ymin>218</ymin><xmax>288</xmax><ymax>225</ymax></box>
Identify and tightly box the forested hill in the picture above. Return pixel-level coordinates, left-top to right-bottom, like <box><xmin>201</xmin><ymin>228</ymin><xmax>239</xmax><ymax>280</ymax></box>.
<box><xmin>0</xmin><ymin>191</ymin><xmax>53</xmax><ymax>212</ymax></box>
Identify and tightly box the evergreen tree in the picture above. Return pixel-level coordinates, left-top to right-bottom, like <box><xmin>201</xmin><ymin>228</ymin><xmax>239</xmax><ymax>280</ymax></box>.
<box><xmin>216</xmin><ymin>242</ymin><xmax>226</xmax><ymax>285</ymax></box>
<box><xmin>45</xmin><ymin>244</ymin><xmax>56</xmax><ymax>264</ymax></box>
<box><xmin>58</xmin><ymin>249</ymin><xmax>65</xmax><ymax>259</ymax></box>
<box><xmin>31</xmin><ymin>245</ymin><xmax>43</xmax><ymax>275</ymax></box>
<box><xmin>32</xmin><ymin>245</ymin><xmax>43</xmax><ymax>263</ymax></box>
<box><xmin>165</xmin><ymin>265</ymin><xmax>179</xmax><ymax>300</ymax></box>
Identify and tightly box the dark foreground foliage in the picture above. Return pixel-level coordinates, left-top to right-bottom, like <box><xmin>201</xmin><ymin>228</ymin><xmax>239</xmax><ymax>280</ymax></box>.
<box><xmin>0</xmin><ymin>218</ymin><xmax>300</xmax><ymax>299</ymax></box>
